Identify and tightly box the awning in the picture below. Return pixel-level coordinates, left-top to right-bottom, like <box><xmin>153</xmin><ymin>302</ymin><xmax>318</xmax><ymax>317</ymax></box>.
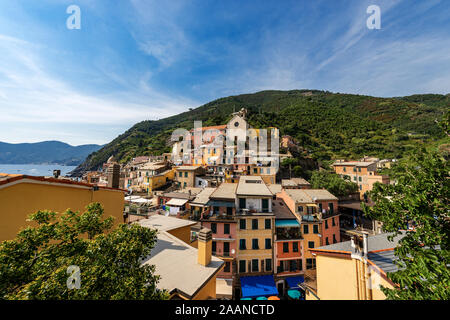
<box><xmin>166</xmin><ymin>198</ymin><xmax>188</xmax><ymax>206</ymax></box>
<box><xmin>275</xmin><ymin>219</ymin><xmax>300</xmax><ymax>228</ymax></box>
<box><xmin>285</xmin><ymin>276</ymin><xmax>304</xmax><ymax>289</ymax></box>
<box><xmin>240</xmin><ymin>275</ymin><xmax>278</xmax><ymax>298</ymax></box>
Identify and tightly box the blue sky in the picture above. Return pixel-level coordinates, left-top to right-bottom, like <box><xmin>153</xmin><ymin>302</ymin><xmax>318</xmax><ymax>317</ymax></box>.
<box><xmin>0</xmin><ymin>0</ymin><xmax>449</xmax><ymax>145</ymax></box>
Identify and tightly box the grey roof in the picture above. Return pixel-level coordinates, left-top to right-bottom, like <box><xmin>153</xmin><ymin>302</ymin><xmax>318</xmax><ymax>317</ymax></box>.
<box><xmin>317</xmin><ymin>232</ymin><xmax>405</xmax><ymax>253</ymax></box>
<box><xmin>368</xmin><ymin>250</ymin><xmax>399</xmax><ymax>274</ymax></box>
<box><xmin>332</xmin><ymin>161</ymin><xmax>377</xmax><ymax>167</ymax></box>
<box><xmin>175</xmin><ymin>165</ymin><xmax>202</xmax><ymax>171</ymax></box>
<box><xmin>283</xmin><ymin>189</ymin><xmax>338</xmax><ymax>203</ymax></box>
<box><xmin>191</xmin><ymin>187</ymin><xmax>216</xmax><ymax>205</ymax></box>
<box><xmin>141</xmin><ymin>231</ymin><xmax>224</xmax><ymax>298</ymax></box>
<box><xmin>210</xmin><ymin>183</ymin><xmax>237</xmax><ymax>200</ymax></box>
<box><xmin>282</xmin><ymin>178</ymin><xmax>310</xmax><ymax>187</ymax></box>
<box><xmin>268</xmin><ymin>184</ymin><xmax>282</xmax><ymax>195</ymax></box>
<box><xmin>236</xmin><ymin>176</ymin><xmax>272</xmax><ymax>196</ymax></box>
<box><xmin>272</xmin><ymin>198</ymin><xmax>296</xmax><ymax>220</ymax></box>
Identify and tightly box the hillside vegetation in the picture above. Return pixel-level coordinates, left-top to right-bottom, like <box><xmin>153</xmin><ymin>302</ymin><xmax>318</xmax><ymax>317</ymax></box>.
<box><xmin>71</xmin><ymin>90</ymin><xmax>449</xmax><ymax>176</ymax></box>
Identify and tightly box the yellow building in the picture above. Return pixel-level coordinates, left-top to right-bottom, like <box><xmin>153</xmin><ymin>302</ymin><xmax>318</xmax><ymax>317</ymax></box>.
<box><xmin>0</xmin><ymin>174</ymin><xmax>126</xmax><ymax>242</ymax></box>
<box><xmin>175</xmin><ymin>165</ymin><xmax>204</xmax><ymax>188</ymax></box>
<box><xmin>138</xmin><ymin>215</ymin><xmax>224</xmax><ymax>300</ymax></box>
<box><xmin>142</xmin><ymin>169</ymin><xmax>175</xmax><ymax>194</ymax></box>
<box><xmin>306</xmin><ymin>231</ymin><xmax>404</xmax><ymax>300</ymax></box>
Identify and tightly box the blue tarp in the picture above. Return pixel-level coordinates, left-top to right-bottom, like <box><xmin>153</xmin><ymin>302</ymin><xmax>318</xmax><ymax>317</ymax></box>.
<box><xmin>285</xmin><ymin>276</ymin><xmax>304</xmax><ymax>289</ymax></box>
<box><xmin>275</xmin><ymin>219</ymin><xmax>300</xmax><ymax>227</ymax></box>
<box><xmin>240</xmin><ymin>275</ymin><xmax>279</xmax><ymax>298</ymax></box>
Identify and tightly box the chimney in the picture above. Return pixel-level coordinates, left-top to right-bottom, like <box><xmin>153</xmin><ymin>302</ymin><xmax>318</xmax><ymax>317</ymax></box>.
<box><xmin>53</xmin><ymin>169</ymin><xmax>61</xmax><ymax>179</ymax></box>
<box><xmin>197</xmin><ymin>228</ymin><xmax>212</xmax><ymax>266</ymax></box>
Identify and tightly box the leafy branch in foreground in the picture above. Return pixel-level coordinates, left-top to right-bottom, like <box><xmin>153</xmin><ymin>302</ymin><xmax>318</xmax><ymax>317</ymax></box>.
<box><xmin>0</xmin><ymin>203</ymin><xmax>168</xmax><ymax>300</ymax></box>
<box><xmin>364</xmin><ymin>150</ymin><xmax>449</xmax><ymax>300</ymax></box>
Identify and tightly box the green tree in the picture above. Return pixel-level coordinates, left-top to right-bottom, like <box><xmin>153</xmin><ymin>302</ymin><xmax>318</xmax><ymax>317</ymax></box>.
<box><xmin>0</xmin><ymin>203</ymin><xmax>168</xmax><ymax>300</ymax></box>
<box><xmin>310</xmin><ymin>170</ymin><xmax>358</xmax><ymax>197</ymax></box>
<box><xmin>363</xmin><ymin>151</ymin><xmax>449</xmax><ymax>299</ymax></box>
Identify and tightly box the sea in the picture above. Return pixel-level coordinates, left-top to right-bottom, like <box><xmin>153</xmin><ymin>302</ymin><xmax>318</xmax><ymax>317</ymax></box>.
<box><xmin>0</xmin><ymin>164</ymin><xmax>77</xmax><ymax>177</ymax></box>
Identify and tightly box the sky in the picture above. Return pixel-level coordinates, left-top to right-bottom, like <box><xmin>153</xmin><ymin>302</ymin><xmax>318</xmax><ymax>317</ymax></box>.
<box><xmin>0</xmin><ymin>0</ymin><xmax>449</xmax><ymax>145</ymax></box>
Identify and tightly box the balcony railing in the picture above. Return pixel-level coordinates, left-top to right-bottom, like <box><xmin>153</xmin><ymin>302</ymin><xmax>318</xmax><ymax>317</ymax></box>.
<box><xmin>202</xmin><ymin>214</ymin><xmax>235</xmax><ymax>221</ymax></box>
<box><xmin>276</xmin><ymin>229</ymin><xmax>303</xmax><ymax>240</ymax></box>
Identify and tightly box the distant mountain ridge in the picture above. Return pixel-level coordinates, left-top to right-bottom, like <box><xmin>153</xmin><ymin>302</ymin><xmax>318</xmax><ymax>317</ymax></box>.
<box><xmin>0</xmin><ymin>141</ymin><xmax>102</xmax><ymax>166</ymax></box>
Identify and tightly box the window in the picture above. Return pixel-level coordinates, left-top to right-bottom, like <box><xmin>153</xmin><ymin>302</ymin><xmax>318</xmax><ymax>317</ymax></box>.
<box><xmin>184</xmin><ymin>172</ymin><xmax>188</xmax><ymax>178</ymax></box>
<box><xmin>265</xmin><ymin>259</ymin><xmax>272</xmax><ymax>272</ymax></box>
<box><xmin>293</xmin><ymin>242</ymin><xmax>299</xmax><ymax>252</ymax></box>
<box><xmin>358</xmin><ymin>167</ymin><xmax>361</xmax><ymax>172</ymax></box>
<box><xmin>265</xmin><ymin>219</ymin><xmax>271</xmax><ymax>229</ymax></box>
<box><xmin>289</xmin><ymin>260</ymin><xmax>297</xmax><ymax>272</ymax></box>
<box><xmin>325</xmin><ymin>220</ymin><xmax>329</xmax><ymax>229</ymax></box>
<box><xmin>252</xmin><ymin>239</ymin><xmax>259</xmax><ymax>249</ymax></box>
<box><xmin>239</xmin><ymin>239</ymin><xmax>246</xmax><ymax>250</ymax></box>
<box><xmin>333</xmin><ymin>234</ymin><xmax>337</xmax><ymax>243</ymax></box>
<box><xmin>353</xmin><ymin>167</ymin><xmax>357</xmax><ymax>172</ymax></box>
<box><xmin>298</xmin><ymin>206</ymin><xmax>303</xmax><ymax>213</ymax></box>
<box><xmin>179</xmin><ymin>172</ymin><xmax>182</xmax><ymax>177</ymax></box>
<box><xmin>240</xmin><ymin>219</ymin><xmax>246</xmax><ymax>230</ymax></box>
<box><xmin>262</xmin><ymin>199</ymin><xmax>269</xmax><ymax>212</ymax></box>
<box><xmin>239</xmin><ymin>198</ymin><xmax>246</xmax><ymax>209</ymax></box>
<box><xmin>224</xmin><ymin>242</ymin><xmax>230</xmax><ymax>255</ymax></box>
<box><xmin>212</xmin><ymin>241</ymin><xmax>216</xmax><ymax>253</ymax></box>
<box><xmin>313</xmin><ymin>225</ymin><xmax>319</xmax><ymax>234</ymax></box>
<box><xmin>211</xmin><ymin>223</ymin><xmax>217</xmax><ymax>234</ymax></box>
<box><xmin>224</xmin><ymin>224</ymin><xmax>230</xmax><ymax>234</ymax></box>
<box><xmin>239</xmin><ymin>260</ymin><xmax>246</xmax><ymax>273</ymax></box>
<box><xmin>283</xmin><ymin>242</ymin><xmax>289</xmax><ymax>253</ymax></box>
<box><xmin>252</xmin><ymin>219</ymin><xmax>258</xmax><ymax>230</ymax></box>
<box><xmin>326</xmin><ymin>237</ymin><xmax>329</xmax><ymax>245</ymax></box>
<box><xmin>298</xmin><ymin>259</ymin><xmax>303</xmax><ymax>271</ymax></box>
<box><xmin>358</xmin><ymin>176</ymin><xmax>362</xmax><ymax>182</ymax></box>
<box><xmin>253</xmin><ymin>168</ymin><xmax>258</xmax><ymax>174</ymax></box>
<box><xmin>353</xmin><ymin>176</ymin><xmax>357</xmax><ymax>181</ymax></box>
<box><xmin>359</xmin><ymin>185</ymin><xmax>362</xmax><ymax>190</ymax></box>
<box><xmin>318</xmin><ymin>203</ymin><xmax>322</xmax><ymax>212</ymax></box>
<box><xmin>306</xmin><ymin>258</ymin><xmax>316</xmax><ymax>269</ymax></box>
<box><xmin>183</xmin><ymin>182</ymin><xmax>187</xmax><ymax>188</ymax></box>
<box><xmin>227</xmin><ymin>206</ymin><xmax>233</xmax><ymax>215</ymax></box>
<box><xmin>265</xmin><ymin>238</ymin><xmax>271</xmax><ymax>249</ymax></box>
<box><xmin>303</xmin><ymin>224</ymin><xmax>309</xmax><ymax>234</ymax></box>
<box><xmin>308</xmin><ymin>241</ymin><xmax>315</xmax><ymax>249</ymax></box>
<box><xmin>224</xmin><ymin>262</ymin><xmax>230</xmax><ymax>272</ymax></box>
<box><xmin>252</xmin><ymin>259</ymin><xmax>259</xmax><ymax>272</ymax></box>
<box><xmin>332</xmin><ymin>217</ymin><xmax>336</xmax><ymax>226</ymax></box>
<box><xmin>343</xmin><ymin>167</ymin><xmax>346</xmax><ymax>172</ymax></box>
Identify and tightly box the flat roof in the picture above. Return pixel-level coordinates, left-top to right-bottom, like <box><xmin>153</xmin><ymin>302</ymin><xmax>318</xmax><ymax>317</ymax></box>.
<box><xmin>175</xmin><ymin>165</ymin><xmax>202</xmax><ymax>171</ymax></box>
<box><xmin>236</xmin><ymin>176</ymin><xmax>272</xmax><ymax>197</ymax></box>
<box><xmin>267</xmin><ymin>184</ymin><xmax>282</xmax><ymax>195</ymax></box>
<box><xmin>284</xmin><ymin>189</ymin><xmax>338</xmax><ymax>202</ymax></box>
<box><xmin>0</xmin><ymin>174</ymin><xmax>126</xmax><ymax>192</ymax></box>
<box><xmin>166</xmin><ymin>198</ymin><xmax>188</xmax><ymax>206</ymax></box>
<box><xmin>137</xmin><ymin>214</ymin><xmax>197</xmax><ymax>232</ymax></box>
<box><xmin>141</xmin><ymin>230</ymin><xmax>224</xmax><ymax>298</ymax></box>
<box><xmin>210</xmin><ymin>183</ymin><xmax>237</xmax><ymax>200</ymax></box>
<box><xmin>332</xmin><ymin>161</ymin><xmax>377</xmax><ymax>167</ymax></box>
<box><xmin>314</xmin><ymin>232</ymin><xmax>405</xmax><ymax>253</ymax></box>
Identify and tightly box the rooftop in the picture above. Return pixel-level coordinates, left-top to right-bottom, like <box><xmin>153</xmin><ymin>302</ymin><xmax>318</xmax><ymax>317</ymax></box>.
<box><xmin>332</xmin><ymin>161</ymin><xmax>377</xmax><ymax>167</ymax></box>
<box><xmin>0</xmin><ymin>173</ymin><xmax>126</xmax><ymax>192</ymax></box>
<box><xmin>236</xmin><ymin>176</ymin><xmax>272</xmax><ymax>197</ymax></box>
<box><xmin>210</xmin><ymin>183</ymin><xmax>237</xmax><ymax>200</ymax></box>
<box><xmin>314</xmin><ymin>232</ymin><xmax>405</xmax><ymax>253</ymax></box>
<box><xmin>272</xmin><ymin>198</ymin><xmax>296</xmax><ymax>220</ymax></box>
<box><xmin>281</xmin><ymin>178</ymin><xmax>310</xmax><ymax>187</ymax></box>
<box><xmin>267</xmin><ymin>184</ymin><xmax>282</xmax><ymax>195</ymax></box>
<box><xmin>137</xmin><ymin>214</ymin><xmax>197</xmax><ymax>232</ymax></box>
<box><xmin>141</xmin><ymin>230</ymin><xmax>224</xmax><ymax>299</ymax></box>
<box><xmin>283</xmin><ymin>189</ymin><xmax>338</xmax><ymax>203</ymax></box>
<box><xmin>191</xmin><ymin>187</ymin><xmax>216</xmax><ymax>205</ymax></box>
<box><xmin>175</xmin><ymin>165</ymin><xmax>202</xmax><ymax>171</ymax></box>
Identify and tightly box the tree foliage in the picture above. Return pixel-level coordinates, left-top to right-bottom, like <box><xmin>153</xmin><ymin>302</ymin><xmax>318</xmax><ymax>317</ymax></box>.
<box><xmin>364</xmin><ymin>150</ymin><xmax>449</xmax><ymax>300</ymax></box>
<box><xmin>0</xmin><ymin>203</ymin><xmax>168</xmax><ymax>300</ymax></box>
<box><xmin>310</xmin><ymin>170</ymin><xmax>358</xmax><ymax>197</ymax></box>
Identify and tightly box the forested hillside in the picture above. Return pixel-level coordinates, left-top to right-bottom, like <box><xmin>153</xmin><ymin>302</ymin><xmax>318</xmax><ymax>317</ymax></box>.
<box><xmin>71</xmin><ymin>90</ymin><xmax>449</xmax><ymax>176</ymax></box>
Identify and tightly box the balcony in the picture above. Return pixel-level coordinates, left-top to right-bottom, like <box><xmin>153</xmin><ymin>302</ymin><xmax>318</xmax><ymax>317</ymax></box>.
<box><xmin>202</xmin><ymin>214</ymin><xmax>236</xmax><ymax>221</ymax></box>
<box><xmin>276</xmin><ymin>228</ymin><xmax>303</xmax><ymax>240</ymax></box>
<box><xmin>213</xmin><ymin>250</ymin><xmax>233</xmax><ymax>258</ymax></box>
